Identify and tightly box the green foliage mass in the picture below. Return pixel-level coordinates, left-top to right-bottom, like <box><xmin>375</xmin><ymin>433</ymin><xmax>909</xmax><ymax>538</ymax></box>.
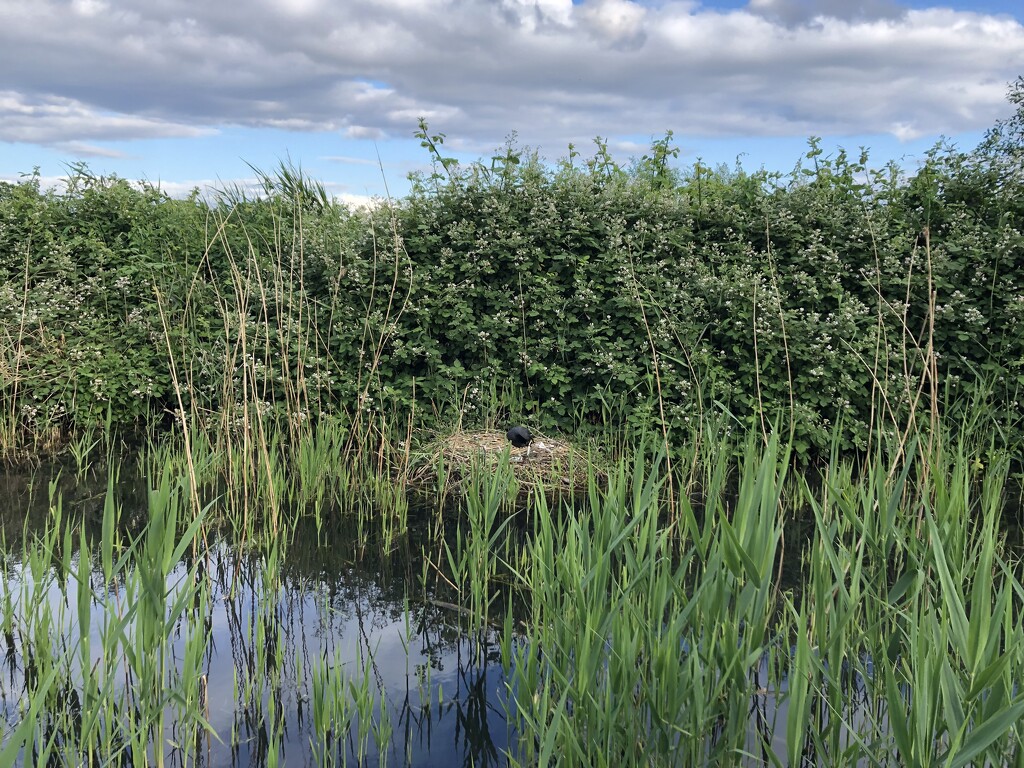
<box><xmin>2</xmin><ymin>81</ymin><xmax>1024</xmax><ymax>458</ymax></box>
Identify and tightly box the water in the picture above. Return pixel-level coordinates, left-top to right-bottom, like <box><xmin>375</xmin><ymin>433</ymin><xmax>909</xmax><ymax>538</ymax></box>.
<box><xmin>5</xmin><ymin>461</ymin><xmax>1021</xmax><ymax>767</ymax></box>
<box><xmin>167</xmin><ymin>543</ymin><xmax>513</xmax><ymax>767</ymax></box>
<box><xmin>0</xmin><ymin>463</ymin><xmax>517</xmax><ymax>767</ymax></box>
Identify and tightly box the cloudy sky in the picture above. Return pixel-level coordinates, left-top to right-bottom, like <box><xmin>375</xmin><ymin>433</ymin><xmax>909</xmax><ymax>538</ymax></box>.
<box><xmin>1</xmin><ymin>0</ymin><xmax>1022</xmax><ymax>203</ymax></box>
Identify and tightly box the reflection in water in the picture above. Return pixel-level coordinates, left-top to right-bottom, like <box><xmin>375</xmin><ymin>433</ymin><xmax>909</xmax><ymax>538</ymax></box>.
<box><xmin>7</xmin><ymin>463</ymin><xmax>1018</xmax><ymax>766</ymax></box>
<box><xmin>203</xmin><ymin>540</ymin><xmax>515</xmax><ymax>768</ymax></box>
<box><xmin>0</xmin><ymin>463</ymin><xmax>515</xmax><ymax>767</ymax></box>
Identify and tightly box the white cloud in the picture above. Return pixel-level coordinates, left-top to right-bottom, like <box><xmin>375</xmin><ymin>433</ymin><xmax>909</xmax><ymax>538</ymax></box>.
<box><xmin>0</xmin><ymin>91</ymin><xmax>213</xmax><ymax>146</ymax></box>
<box><xmin>319</xmin><ymin>153</ymin><xmax>380</xmax><ymax>165</ymax></box>
<box><xmin>323</xmin><ymin>186</ymin><xmax>378</xmax><ymax>209</ymax></box>
<box><xmin>500</xmin><ymin>0</ymin><xmax>575</xmax><ymax>31</ymax></box>
<box><xmin>322</xmin><ymin>154</ymin><xmax>379</xmax><ymax>165</ymax></box>
<box><xmin>610</xmin><ymin>139</ymin><xmax>649</xmax><ymax>154</ymax></box>
<box><xmin>56</xmin><ymin>141</ymin><xmax>129</xmax><ymax>158</ymax></box>
<box><xmin>578</xmin><ymin>0</ymin><xmax>648</xmax><ymax>45</ymax></box>
<box><xmin>266</xmin><ymin>0</ymin><xmax>325</xmax><ymax>16</ymax></box>
<box><xmin>70</xmin><ymin>0</ymin><xmax>109</xmax><ymax>17</ymax></box>
<box><xmin>746</xmin><ymin>0</ymin><xmax>906</xmax><ymax>25</ymax></box>
<box><xmin>345</xmin><ymin>125</ymin><xmax>385</xmax><ymax>140</ymax></box>
<box><xmin>889</xmin><ymin>121</ymin><xmax>924</xmax><ymax>141</ymax></box>
<box><xmin>0</xmin><ymin>0</ymin><xmax>1020</xmax><ymax>155</ymax></box>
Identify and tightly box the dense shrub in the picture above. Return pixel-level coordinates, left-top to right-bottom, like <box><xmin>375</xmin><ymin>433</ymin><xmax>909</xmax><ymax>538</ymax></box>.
<box><xmin>2</xmin><ymin>85</ymin><xmax>1023</xmax><ymax>458</ymax></box>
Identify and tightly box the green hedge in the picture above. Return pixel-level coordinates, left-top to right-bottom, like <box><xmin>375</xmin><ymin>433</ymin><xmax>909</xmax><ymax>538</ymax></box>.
<box><xmin>2</xmin><ymin>87</ymin><xmax>1023</xmax><ymax>457</ymax></box>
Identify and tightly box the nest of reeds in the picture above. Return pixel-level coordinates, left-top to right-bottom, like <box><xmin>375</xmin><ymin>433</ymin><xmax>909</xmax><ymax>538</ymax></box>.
<box><xmin>408</xmin><ymin>429</ymin><xmax>600</xmax><ymax>499</ymax></box>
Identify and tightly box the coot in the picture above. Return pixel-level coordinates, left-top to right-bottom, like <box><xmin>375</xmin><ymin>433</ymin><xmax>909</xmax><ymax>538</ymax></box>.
<box><xmin>506</xmin><ymin>425</ymin><xmax>533</xmax><ymax>448</ymax></box>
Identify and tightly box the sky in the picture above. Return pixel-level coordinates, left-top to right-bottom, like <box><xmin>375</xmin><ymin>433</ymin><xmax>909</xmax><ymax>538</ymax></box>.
<box><xmin>1</xmin><ymin>0</ymin><xmax>1022</xmax><ymax>205</ymax></box>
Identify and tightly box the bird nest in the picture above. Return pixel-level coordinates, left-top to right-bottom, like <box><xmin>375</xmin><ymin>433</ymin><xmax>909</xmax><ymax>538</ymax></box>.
<box><xmin>408</xmin><ymin>429</ymin><xmax>599</xmax><ymax>499</ymax></box>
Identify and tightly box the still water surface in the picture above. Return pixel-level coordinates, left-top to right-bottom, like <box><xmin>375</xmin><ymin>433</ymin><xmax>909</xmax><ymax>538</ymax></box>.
<box><xmin>8</xmin><ymin>461</ymin><xmax>1014</xmax><ymax>766</ymax></box>
<box><xmin>1</xmin><ymin>463</ymin><xmax>516</xmax><ymax>767</ymax></box>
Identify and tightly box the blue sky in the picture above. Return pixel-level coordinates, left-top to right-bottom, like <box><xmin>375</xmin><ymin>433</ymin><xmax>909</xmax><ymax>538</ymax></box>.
<box><xmin>1</xmin><ymin>0</ymin><xmax>1022</xmax><ymax>204</ymax></box>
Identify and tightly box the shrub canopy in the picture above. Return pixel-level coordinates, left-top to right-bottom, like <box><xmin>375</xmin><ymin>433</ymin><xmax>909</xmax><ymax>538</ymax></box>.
<box><xmin>2</xmin><ymin>83</ymin><xmax>1023</xmax><ymax>457</ymax></box>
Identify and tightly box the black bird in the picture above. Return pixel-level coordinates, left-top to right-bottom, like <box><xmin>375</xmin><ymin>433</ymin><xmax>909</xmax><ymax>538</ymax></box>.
<box><xmin>506</xmin><ymin>425</ymin><xmax>533</xmax><ymax>449</ymax></box>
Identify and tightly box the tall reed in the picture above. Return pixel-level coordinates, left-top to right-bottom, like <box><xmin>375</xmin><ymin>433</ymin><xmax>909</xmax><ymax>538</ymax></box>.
<box><xmin>0</xmin><ymin>463</ymin><xmax>211</xmax><ymax>768</ymax></box>
<box><xmin>490</xmin><ymin>423</ymin><xmax>1024</xmax><ymax>766</ymax></box>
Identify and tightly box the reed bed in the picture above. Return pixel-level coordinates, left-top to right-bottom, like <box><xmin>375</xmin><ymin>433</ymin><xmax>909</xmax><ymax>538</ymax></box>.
<box><xmin>0</xmin><ymin>458</ymin><xmax>412</xmax><ymax>767</ymax></box>
<box><xmin>489</xmin><ymin>431</ymin><xmax>1024</xmax><ymax>767</ymax></box>
<box><xmin>0</xmin><ymin>465</ymin><xmax>212</xmax><ymax>768</ymax></box>
<box><xmin>1</xmin><ymin>416</ymin><xmax>1023</xmax><ymax>766</ymax></box>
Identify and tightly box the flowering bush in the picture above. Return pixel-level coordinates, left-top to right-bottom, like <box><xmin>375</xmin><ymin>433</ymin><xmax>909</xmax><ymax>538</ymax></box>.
<box><xmin>2</xmin><ymin>92</ymin><xmax>1023</xmax><ymax>457</ymax></box>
